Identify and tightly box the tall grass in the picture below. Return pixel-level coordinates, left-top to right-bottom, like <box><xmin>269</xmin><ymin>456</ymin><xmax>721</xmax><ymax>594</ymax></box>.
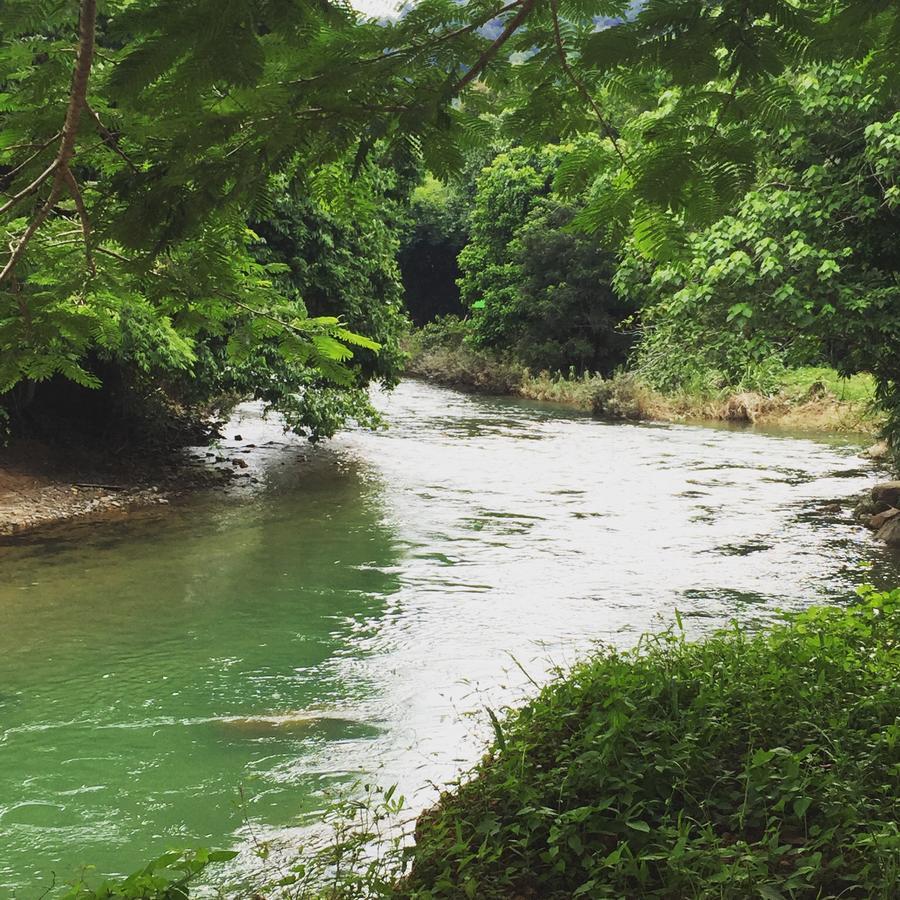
<box><xmin>405</xmin><ymin>325</ymin><xmax>883</xmax><ymax>434</ymax></box>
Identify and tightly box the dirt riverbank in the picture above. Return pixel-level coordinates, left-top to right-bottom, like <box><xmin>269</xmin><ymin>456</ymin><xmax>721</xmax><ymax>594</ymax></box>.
<box><xmin>0</xmin><ymin>403</ymin><xmax>316</xmax><ymax>539</ymax></box>
<box><xmin>0</xmin><ymin>440</ymin><xmax>223</xmax><ymax>538</ymax></box>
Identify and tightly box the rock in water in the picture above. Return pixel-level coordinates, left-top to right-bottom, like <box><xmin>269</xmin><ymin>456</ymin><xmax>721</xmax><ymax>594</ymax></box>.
<box><xmin>217</xmin><ymin>712</ymin><xmax>359</xmax><ymax>736</ymax></box>
<box><xmin>876</xmin><ymin>515</ymin><xmax>900</xmax><ymax>548</ymax></box>
<box><xmin>870</xmin><ymin>507</ymin><xmax>900</xmax><ymax>530</ymax></box>
<box><xmin>861</xmin><ymin>440</ymin><xmax>890</xmax><ymax>461</ymax></box>
<box><xmin>872</xmin><ymin>481</ymin><xmax>900</xmax><ymax>508</ymax></box>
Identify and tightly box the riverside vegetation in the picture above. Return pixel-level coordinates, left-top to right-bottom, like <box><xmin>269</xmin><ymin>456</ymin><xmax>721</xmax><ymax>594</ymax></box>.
<box><xmin>405</xmin><ymin>317</ymin><xmax>883</xmax><ymax>433</ymax></box>
<box><xmin>2</xmin><ymin>0</ymin><xmax>900</xmax><ymax>896</ymax></box>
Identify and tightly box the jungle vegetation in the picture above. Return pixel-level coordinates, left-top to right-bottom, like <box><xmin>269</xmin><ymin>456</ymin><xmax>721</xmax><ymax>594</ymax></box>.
<box><xmin>2</xmin><ymin>0</ymin><xmax>898</xmax><ymax>448</ymax></box>
<box><xmin>4</xmin><ymin>2</ymin><xmax>900</xmax><ymax>897</ymax></box>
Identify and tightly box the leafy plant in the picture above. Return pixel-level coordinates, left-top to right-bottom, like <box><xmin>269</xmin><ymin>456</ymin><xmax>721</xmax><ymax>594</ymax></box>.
<box><xmin>60</xmin><ymin>848</ymin><xmax>237</xmax><ymax>900</ymax></box>
<box><xmin>401</xmin><ymin>585</ymin><xmax>900</xmax><ymax>898</ymax></box>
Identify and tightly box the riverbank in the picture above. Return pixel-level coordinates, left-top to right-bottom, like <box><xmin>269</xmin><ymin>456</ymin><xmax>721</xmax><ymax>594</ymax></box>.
<box><xmin>0</xmin><ymin>441</ymin><xmax>181</xmax><ymax>537</ymax></box>
<box><xmin>406</xmin><ymin>336</ymin><xmax>884</xmax><ymax>437</ymax></box>
<box><xmin>0</xmin><ymin>405</ymin><xmax>295</xmax><ymax>538</ymax></box>
<box><xmin>397</xmin><ymin>585</ymin><xmax>900</xmax><ymax>899</ymax></box>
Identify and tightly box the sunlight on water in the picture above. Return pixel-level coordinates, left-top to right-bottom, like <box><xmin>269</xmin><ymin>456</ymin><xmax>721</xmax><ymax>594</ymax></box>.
<box><xmin>0</xmin><ymin>381</ymin><xmax>897</xmax><ymax>893</ymax></box>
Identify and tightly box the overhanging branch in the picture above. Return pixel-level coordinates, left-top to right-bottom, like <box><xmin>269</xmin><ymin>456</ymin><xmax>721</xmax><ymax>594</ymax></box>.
<box><xmin>0</xmin><ymin>0</ymin><xmax>98</xmax><ymax>286</ymax></box>
<box><xmin>549</xmin><ymin>0</ymin><xmax>632</xmax><ymax>175</ymax></box>
<box><xmin>455</xmin><ymin>0</ymin><xmax>536</xmax><ymax>94</ymax></box>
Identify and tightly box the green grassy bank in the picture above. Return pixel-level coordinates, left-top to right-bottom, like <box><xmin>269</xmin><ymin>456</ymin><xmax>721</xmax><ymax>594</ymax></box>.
<box><xmin>398</xmin><ymin>586</ymin><xmax>900</xmax><ymax>899</ymax></box>
<box><xmin>404</xmin><ymin>325</ymin><xmax>883</xmax><ymax>437</ymax></box>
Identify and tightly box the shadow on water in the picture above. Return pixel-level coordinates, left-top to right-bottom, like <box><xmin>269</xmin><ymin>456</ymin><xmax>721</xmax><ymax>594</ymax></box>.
<box><xmin>0</xmin><ymin>449</ymin><xmax>402</xmax><ymax>891</ymax></box>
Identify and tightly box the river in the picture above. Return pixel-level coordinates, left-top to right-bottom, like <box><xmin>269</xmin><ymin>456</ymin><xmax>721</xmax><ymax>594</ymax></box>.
<box><xmin>1</xmin><ymin>380</ymin><xmax>898</xmax><ymax>894</ymax></box>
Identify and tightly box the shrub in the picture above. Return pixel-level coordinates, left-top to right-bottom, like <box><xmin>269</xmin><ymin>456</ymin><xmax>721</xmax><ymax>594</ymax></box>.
<box><xmin>401</xmin><ymin>586</ymin><xmax>900</xmax><ymax>899</ymax></box>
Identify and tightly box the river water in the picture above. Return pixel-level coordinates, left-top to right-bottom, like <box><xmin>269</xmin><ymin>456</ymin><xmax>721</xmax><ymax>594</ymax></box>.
<box><xmin>1</xmin><ymin>380</ymin><xmax>898</xmax><ymax>895</ymax></box>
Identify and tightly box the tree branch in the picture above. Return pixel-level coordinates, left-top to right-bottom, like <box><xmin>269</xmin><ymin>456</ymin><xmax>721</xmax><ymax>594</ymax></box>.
<box><xmin>1</xmin><ymin>0</ymin><xmax>97</xmax><ymax>286</ymax></box>
<box><xmin>57</xmin><ymin>0</ymin><xmax>97</xmax><ymax>172</ymax></box>
<box><xmin>62</xmin><ymin>167</ymin><xmax>95</xmax><ymax>275</ymax></box>
<box><xmin>86</xmin><ymin>102</ymin><xmax>140</xmax><ymax>173</ymax></box>
<box><xmin>549</xmin><ymin>0</ymin><xmax>632</xmax><ymax>175</ymax></box>
<box><xmin>455</xmin><ymin>0</ymin><xmax>536</xmax><ymax>94</ymax></box>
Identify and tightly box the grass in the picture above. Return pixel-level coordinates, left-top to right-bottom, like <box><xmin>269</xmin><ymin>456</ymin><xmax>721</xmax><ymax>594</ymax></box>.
<box><xmin>399</xmin><ymin>586</ymin><xmax>900</xmax><ymax>899</ymax></box>
<box><xmin>776</xmin><ymin>368</ymin><xmax>877</xmax><ymax>405</ymax></box>
<box><xmin>405</xmin><ymin>329</ymin><xmax>883</xmax><ymax>435</ymax></box>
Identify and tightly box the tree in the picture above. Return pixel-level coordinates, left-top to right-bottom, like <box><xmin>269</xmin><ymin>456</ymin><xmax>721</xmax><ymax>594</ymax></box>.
<box><xmin>0</xmin><ymin>0</ymin><xmax>549</xmax><ymax>438</ymax></box>
<box><xmin>616</xmin><ymin>62</ymin><xmax>900</xmax><ymax>418</ymax></box>
<box><xmin>513</xmin><ymin>196</ymin><xmax>632</xmax><ymax>374</ymax></box>
<box><xmin>456</xmin><ymin>143</ymin><xmax>631</xmax><ymax>373</ymax></box>
<box><xmin>458</xmin><ymin>146</ymin><xmax>556</xmax><ymax>347</ymax></box>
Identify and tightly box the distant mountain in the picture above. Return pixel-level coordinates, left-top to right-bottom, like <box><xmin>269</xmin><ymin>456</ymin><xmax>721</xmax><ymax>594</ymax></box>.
<box><xmin>356</xmin><ymin>0</ymin><xmax>641</xmax><ymax>28</ymax></box>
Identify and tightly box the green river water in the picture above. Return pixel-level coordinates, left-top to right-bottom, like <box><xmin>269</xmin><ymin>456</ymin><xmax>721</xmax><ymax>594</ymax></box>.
<box><xmin>1</xmin><ymin>380</ymin><xmax>898</xmax><ymax>895</ymax></box>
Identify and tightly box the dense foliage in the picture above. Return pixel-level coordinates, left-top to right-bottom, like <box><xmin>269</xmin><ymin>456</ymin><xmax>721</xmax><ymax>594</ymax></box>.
<box><xmin>402</xmin><ymin>585</ymin><xmax>900</xmax><ymax>898</ymax></box>
<box><xmin>452</xmin><ymin>144</ymin><xmax>630</xmax><ymax>373</ymax></box>
<box><xmin>3</xmin><ymin>0</ymin><xmax>899</xmax><ymax>443</ymax></box>
<box><xmin>0</xmin><ymin>0</ymin><xmax>407</xmax><ymax>439</ymax></box>
<box><xmin>618</xmin><ymin>63</ymin><xmax>900</xmax><ymax>410</ymax></box>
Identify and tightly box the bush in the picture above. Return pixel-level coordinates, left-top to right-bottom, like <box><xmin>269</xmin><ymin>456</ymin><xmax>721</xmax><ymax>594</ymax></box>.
<box><xmin>401</xmin><ymin>586</ymin><xmax>900</xmax><ymax>899</ymax></box>
<box><xmin>458</xmin><ymin>146</ymin><xmax>631</xmax><ymax>375</ymax></box>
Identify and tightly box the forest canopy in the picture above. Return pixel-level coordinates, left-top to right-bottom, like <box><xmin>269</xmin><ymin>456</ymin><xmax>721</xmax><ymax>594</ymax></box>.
<box><xmin>1</xmin><ymin>0</ymin><xmax>898</xmax><ymax>443</ymax></box>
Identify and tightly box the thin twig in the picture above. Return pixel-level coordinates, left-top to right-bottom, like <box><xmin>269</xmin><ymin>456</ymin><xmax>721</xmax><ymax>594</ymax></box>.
<box><xmin>61</xmin><ymin>167</ymin><xmax>95</xmax><ymax>274</ymax></box>
<box><xmin>280</xmin><ymin>0</ymin><xmax>523</xmax><ymax>89</ymax></box>
<box><xmin>0</xmin><ymin>160</ymin><xmax>58</xmax><ymax>218</ymax></box>
<box><xmin>94</xmin><ymin>245</ymin><xmax>132</xmax><ymax>264</ymax></box>
<box><xmin>50</xmin><ymin>239</ymin><xmax>131</xmax><ymax>263</ymax></box>
<box><xmin>86</xmin><ymin>102</ymin><xmax>140</xmax><ymax>173</ymax></box>
<box><xmin>549</xmin><ymin>0</ymin><xmax>632</xmax><ymax>174</ymax></box>
<box><xmin>0</xmin><ymin>132</ymin><xmax>61</xmax><ymax>192</ymax></box>
<box><xmin>230</xmin><ymin>298</ymin><xmax>319</xmax><ymax>339</ymax></box>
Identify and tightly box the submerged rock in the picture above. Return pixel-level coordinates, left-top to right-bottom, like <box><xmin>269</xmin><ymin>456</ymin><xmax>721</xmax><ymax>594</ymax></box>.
<box><xmin>216</xmin><ymin>712</ymin><xmax>360</xmax><ymax>737</ymax></box>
